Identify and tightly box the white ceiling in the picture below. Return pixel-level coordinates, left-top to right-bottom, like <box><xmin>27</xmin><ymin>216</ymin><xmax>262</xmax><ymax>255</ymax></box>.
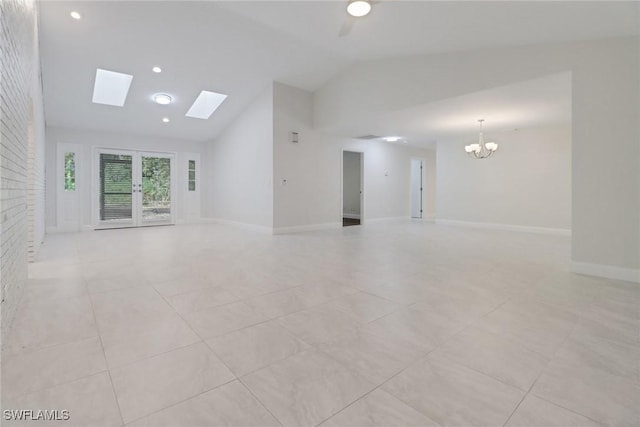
<box><xmin>39</xmin><ymin>1</ymin><xmax>639</xmax><ymax>142</ymax></box>
<box><xmin>339</xmin><ymin>72</ymin><xmax>572</xmax><ymax>148</ymax></box>
<box><xmin>217</xmin><ymin>1</ymin><xmax>639</xmax><ymax>60</ymax></box>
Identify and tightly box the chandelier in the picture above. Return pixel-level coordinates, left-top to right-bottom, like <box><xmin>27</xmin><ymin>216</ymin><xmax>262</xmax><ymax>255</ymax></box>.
<box><xmin>465</xmin><ymin>119</ymin><xmax>498</xmax><ymax>159</ymax></box>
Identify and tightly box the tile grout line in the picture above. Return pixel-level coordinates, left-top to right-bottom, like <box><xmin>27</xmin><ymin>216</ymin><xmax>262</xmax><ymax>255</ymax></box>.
<box><xmin>501</xmin><ymin>315</ymin><xmax>583</xmax><ymax>427</ymax></box>
<box><xmin>237</xmin><ymin>377</ymin><xmax>286</xmax><ymax>427</ymax></box>
<box><xmin>121</xmin><ymin>377</ymin><xmax>238</xmax><ymax>426</ymax></box>
<box><xmin>204</xmin><ymin>325</ymin><xmax>312</xmax><ymax>379</ymax></box>
<box><xmin>312</xmin><ymin>351</ymin><xmax>443</xmax><ymax>427</ymax></box>
<box><xmin>85</xmin><ymin>279</ymin><xmax>127</xmax><ymax>427</ymax></box>
<box><xmin>315</xmin><ymin>296</ymin><xmax>519</xmax><ymax>426</ymax></box>
<box><xmin>165</xmin><ymin>279</ymin><xmax>359</xmax><ymax>318</ymax></box>
<box><xmin>532</xmin><ymin>395</ymin><xmax>609</xmax><ymax>427</ymax></box>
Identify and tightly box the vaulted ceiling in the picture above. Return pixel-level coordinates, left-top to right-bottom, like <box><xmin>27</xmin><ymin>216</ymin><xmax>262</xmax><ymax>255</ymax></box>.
<box><xmin>39</xmin><ymin>1</ymin><xmax>639</xmax><ymax>142</ymax></box>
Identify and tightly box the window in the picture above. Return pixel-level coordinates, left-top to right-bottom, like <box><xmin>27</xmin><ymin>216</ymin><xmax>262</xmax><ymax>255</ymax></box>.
<box><xmin>188</xmin><ymin>160</ymin><xmax>196</xmax><ymax>191</ymax></box>
<box><xmin>64</xmin><ymin>152</ymin><xmax>76</xmax><ymax>191</ymax></box>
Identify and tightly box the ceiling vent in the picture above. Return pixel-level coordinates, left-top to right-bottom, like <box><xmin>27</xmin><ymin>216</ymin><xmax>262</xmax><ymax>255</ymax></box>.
<box><xmin>355</xmin><ymin>134</ymin><xmax>382</xmax><ymax>140</ymax></box>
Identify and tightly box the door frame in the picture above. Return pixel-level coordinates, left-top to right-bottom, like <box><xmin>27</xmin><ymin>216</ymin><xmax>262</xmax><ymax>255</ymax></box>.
<box><xmin>92</xmin><ymin>147</ymin><xmax>177</xmax><ymax>229</ymax></box>
<box><xmin>56</xmin><ymin>142</ymin><xmax>83</xmax><ymax>232</ymax></box>
<box><xmin>182</xmin><ymin>152</ymin><xmax>201</xmax><ymax>223</ymax></box>
<box><xmin>341</xmin><ymin>149</ymin><xmax>364</xmax><ymax>225</ymax></box>
<box><xmin>410</xmin><ymin>157</ymin><xmax>425</xmax><ymax>219</ymax></box>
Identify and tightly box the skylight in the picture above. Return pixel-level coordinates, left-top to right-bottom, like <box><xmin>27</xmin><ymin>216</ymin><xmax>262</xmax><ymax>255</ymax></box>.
<box><xmin>92</xmin><ymin>69</ymin><xmax>133</xmax><ymax>107</ymax></box>
<box><xmin>186</xmin><ymin>90</ymin><xmax>228</xmax><ymax>119</ymax></box>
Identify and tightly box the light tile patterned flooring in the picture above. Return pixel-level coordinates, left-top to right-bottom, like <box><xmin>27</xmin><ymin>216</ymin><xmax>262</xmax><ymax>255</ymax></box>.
<box><xmin>2</xmin><ymin>222</ymin><xmax>638</xmax><ymax>426</ymax></box>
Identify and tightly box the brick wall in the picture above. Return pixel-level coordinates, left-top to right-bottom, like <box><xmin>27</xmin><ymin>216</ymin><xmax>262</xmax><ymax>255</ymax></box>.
<box><xmin>1</xmin><ymin>0</ymin><xmax>46</xmax><ymax>338</ymax></box>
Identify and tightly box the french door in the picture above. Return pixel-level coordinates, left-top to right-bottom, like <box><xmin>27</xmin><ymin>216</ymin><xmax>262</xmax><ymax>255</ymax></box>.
<box><xmin>95</xmin><ymin>149</ymin><xmax>175</xmax><ymax>229</ymax></box>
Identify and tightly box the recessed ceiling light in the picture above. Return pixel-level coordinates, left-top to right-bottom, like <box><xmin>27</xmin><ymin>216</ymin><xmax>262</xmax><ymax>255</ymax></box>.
<box><xmin>186</xmin><ymin>90</ymin><xmax>228</xmax><ymax>120</ymax></box>
<box><xmin>347</xmin><ymin>1</ymin><xmax>371</xmax><ymax>17</ymax></box>
<box><xmin>70</xmin><ymin>11</ymin><xmax>81</xmax><ymax>20</ymax></box>
<box><xmin>92</xmin><ymin>69</ymin><xmax>133</xmax><ymax>107</ymax></box>
<box><xmin>162</xmin><ymin>117</ymin><xmax>170</xmax><ymax>123</ymax></box>
<box><xmin>153</xmin><ymin>94</ymin><xmax>172</xmax><ymax>105</ymax></box>
<box><xmin>384</xmin><ymin>136</ymin><xmax>401</xmax><ymax>142</ymax></box>
<box><xmin>152</xmin><ymin>66</ymin><xmax>162</xmax><ymax>73</ymax></box>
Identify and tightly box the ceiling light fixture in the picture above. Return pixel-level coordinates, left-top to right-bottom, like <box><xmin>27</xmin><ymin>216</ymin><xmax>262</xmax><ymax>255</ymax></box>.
<box><xmin>153</xmin><ymin>94</ymin><xmax>172</xmax><ymax>105</ymax></box>
<box><xmin>347</xmin><ymin>0</ymin><xmax>371</xmax><ymax>17</ymax></box>
<box><xmin>384</xmin><ymin>136</ymin><xmax>401</xmax><ymax>142</ymax></box>
<box><xmin>152</xmin><ymin>66</ymin><xmax>162</xmax><ymax>73</ymax></box>
<box><xmin>162</xmin><ymin>117</ymin><xmax>170</xmax><ymax>123</ymax></box>
<box><xmin>92</xmin><ymin>69</ymin><xmax>133</xmax><ymax>107</ymax></box>
<box><xmin>70</xmin><ymin>11</ymin><xmax>81</xmax><ymax>20</ymax></box>
<box><xmin>465</xmin><ymin>119</ymin><xmax>498</xmax><ymax>159</ymax></box>
<box><xmin>186</xmin><ymin>90</ymin><xmax>228</xmax><ymax>119</ymax></box>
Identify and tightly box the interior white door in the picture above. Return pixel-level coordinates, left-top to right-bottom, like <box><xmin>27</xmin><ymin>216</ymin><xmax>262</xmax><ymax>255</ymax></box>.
<box><xmin>411</xmin><ymin>159</ymin><xmax>423</xmax><ymax>219</ymax></box>
<box><xmin>183</xmin><ymin>153</ymin><xmax>201</xmax><ymax>222</ymax></box>
<box><xmin>95</xmin><ymin>149</ymin><xmax>175</xmax><ymax>229</ymax></box>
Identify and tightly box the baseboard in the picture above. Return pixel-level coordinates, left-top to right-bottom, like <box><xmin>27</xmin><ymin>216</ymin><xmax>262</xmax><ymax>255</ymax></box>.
<box><xmin>273</xmin><ymin>222</ymin><xmax>341</xmax><ymax>235</ymax></box>
<box><xmin>208</xmin><ymin>218</ymin><xmax>272</xmax><ymax>234</ymax></box>
<box><xmin>178</xmin><ymin>217</ymin><xmax>208</xmax><ymax>224</ymax></box>
<box><xmin>365</xmin><ymin>216</ymin><xmax>410</xmax><ymax>223</ymax></box>
<box><xmin>411</xmin><ymin>217</ymin><xmax>435</xmax><ymax>223</ymax></box>
<box><xmin>342</xmin><ymin>213</ymin><xmax>361</xmax><ymax>220</ymax></box>
<box><xmin>46</xmin><ymin>225</ymin><xmax>92</xmax><ymax>234</ymax></box>
<box><xmin>572</xmin><ymin>261</ymin><xmax>640</xmax><ymax>283</ymax></box>
<box><xmin>436</xmin><ymin>219</ymin><xmax>571</xmax><ymax>236</ymax></box>
<box><xmin>192</xmin><ymin>218</ymin><xmax>218</xmax><ymax>224</ymax></box>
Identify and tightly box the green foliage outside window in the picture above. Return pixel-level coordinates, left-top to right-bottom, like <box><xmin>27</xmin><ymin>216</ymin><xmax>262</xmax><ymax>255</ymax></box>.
<box><xmin>142</xmin><ymin>157</ymin><xmax>171</xmax><ymax>205</ymax></box>
<box><xmin>64</xmin><ymin>152</ymin><xmax>76</xmax><ymax>191</ymax></box>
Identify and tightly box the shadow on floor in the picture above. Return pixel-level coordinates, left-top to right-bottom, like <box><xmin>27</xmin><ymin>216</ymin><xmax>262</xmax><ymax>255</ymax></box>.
<box><xmin>342</xmin><ymin>218</ymin><xmax>361</xmax><ymax>227</ymax></box>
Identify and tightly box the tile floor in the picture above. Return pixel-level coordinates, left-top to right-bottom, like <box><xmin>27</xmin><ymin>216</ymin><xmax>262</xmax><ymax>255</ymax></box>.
<box><xmin>2</xmin><ymin>221</ymin><xmax>638</xmax><ymax>426</ymax></box>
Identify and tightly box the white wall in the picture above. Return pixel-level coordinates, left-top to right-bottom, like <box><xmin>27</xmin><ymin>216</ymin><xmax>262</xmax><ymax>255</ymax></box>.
<box><xmin>273</xmin><ymin>82</ymin><xmax>436</xmax><ymax>231</ymax></box>
<box><xmin>45</xmin><ymin>127</ymin><xmax>206</xmax><ymax>230</ymax></box>
<box><xmin>1</xmin><ymin>0</ymin><xmax>47</xmax><ymax>336</ymax></box>
<box><xmin>206</xmin><ymin>84</ymin><xmax>273</xmax><ymax>228</ymax></box>
<box><xmin>314</xmin><ymin>37</ymin><xmax>640</xmax><ymax>275</ymax></box>
<box><xmin>27</xmin><ymin>23</ymin><xmax>46</xmax><ymax>262</ymax></box>
<box><xmin>437</xmin><ymin>125</ymin><xmax>571</xmax><ymax>231</ymax></box>
<box><xmin>342</xmin><ymin>151</ymin><xmax>361</xmax><ymax>217</ymax></box>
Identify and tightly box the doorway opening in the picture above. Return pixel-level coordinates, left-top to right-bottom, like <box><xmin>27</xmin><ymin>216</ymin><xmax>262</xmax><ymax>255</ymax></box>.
<box><xmin>411</xmin><ymin>158</ymin><xmax>423</xmax><ymax>219</ymax></box>
<box><xmin>94</xmin><ymin>149</ymin><xmax>176</xmax><ymax>229</ymax></box>
<box><xmin>342</xmin><ymin>150</ymin><xmax>363</xmax><ymax>227</ymax></box>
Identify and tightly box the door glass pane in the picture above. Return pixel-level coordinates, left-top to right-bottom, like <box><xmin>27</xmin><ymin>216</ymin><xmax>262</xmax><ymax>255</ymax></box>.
<box><xmin>188</xmin><ymin>160</ymin><xmax>196</xmax><ymax>192</ymax></box>
<box><xmin>141</xmin><ymin>156</ymin><xmax>171</xmax><ymax>221</ymax></box>
<box><xmin>64</xmin><ymin>152</ymin><xmax>76</xmax><ymax>191</ymax></box>
<box><xmin>100</xmin><ymin>153</ymin><xmax>132</xmax><ymax>221</ymax></box>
